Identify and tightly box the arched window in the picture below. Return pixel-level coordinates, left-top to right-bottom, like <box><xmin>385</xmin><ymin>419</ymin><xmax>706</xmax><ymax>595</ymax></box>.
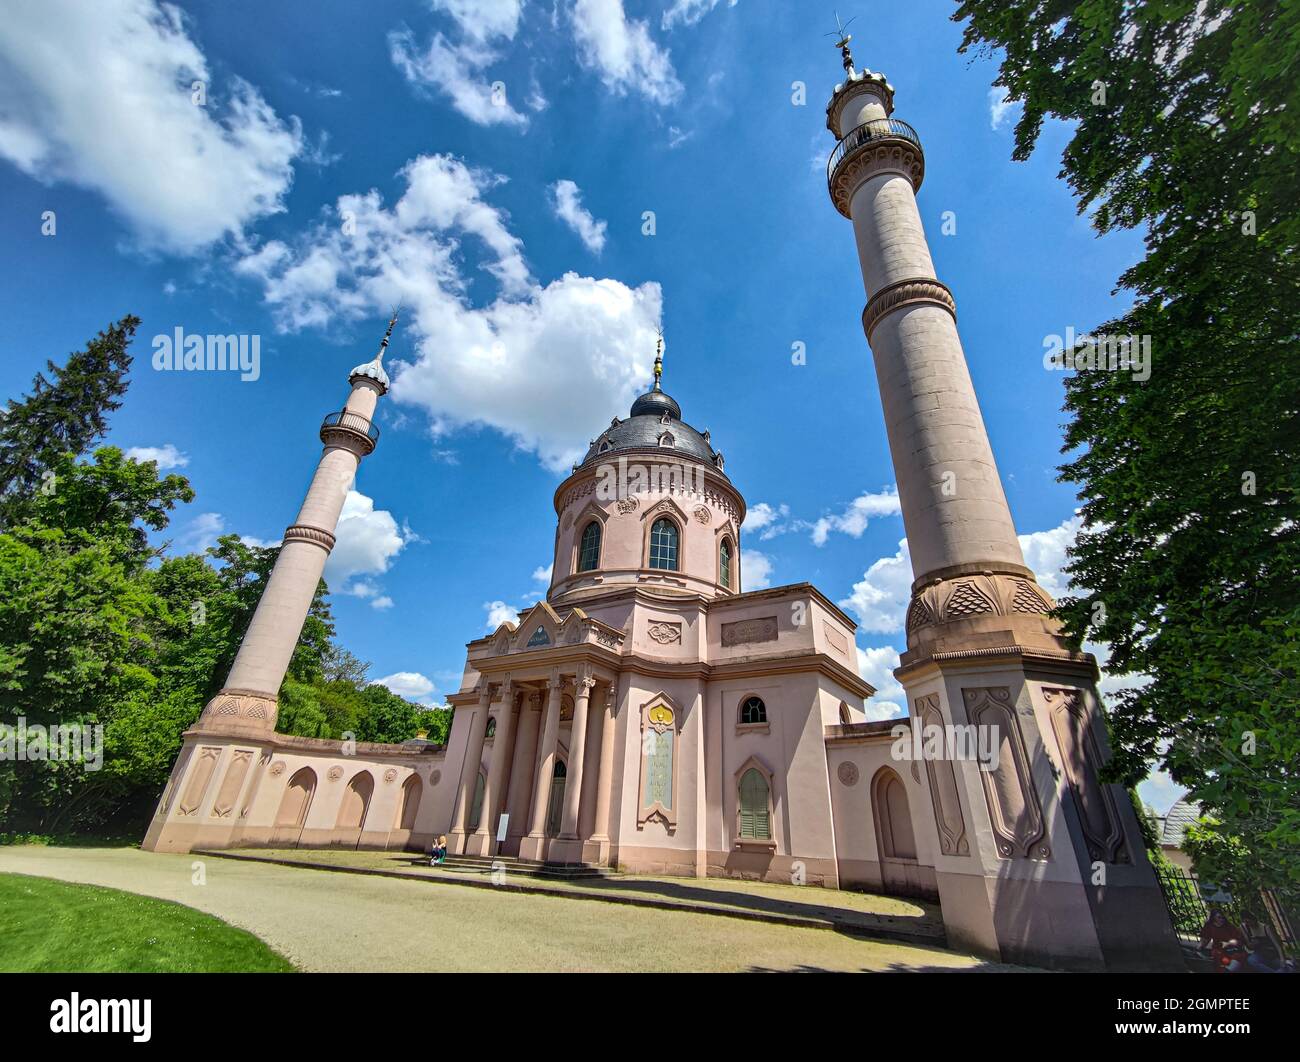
<box><xmin>740</xmin><ymin>696</ymin><xmax>767</xmax><ymax>725</ymax></box>
<box><xmin>839</xmin><ymin>701</ymin><xmax>853</xmax><ymax>725</ymax></box>
<box><xmin>484</xmin><ymin>716</ymin><xmax>497</xmax><ymax>739</ymax></box>
<box><xmin>649</xmin><ymin>517</ymin><xmax>679</xmax><ymax>570</ymax></box>
<box><xmin>545</xmin><ymin>759</ymin><xmax>567</xmax><ymax>837</ymax></box>
<box><xmin>719</xmin><ymin>536</ymin><xmax>733</xmax><ymax>589</ymax></box>
<box><xmin>578</xmin><ymin>520</ymin><xmax>601</xmax><ymax>572</ymax></box>
<box><xmin>738</xmin><ymin>768</ymin><xmax>771</xmax><ymax>840</ymax></box>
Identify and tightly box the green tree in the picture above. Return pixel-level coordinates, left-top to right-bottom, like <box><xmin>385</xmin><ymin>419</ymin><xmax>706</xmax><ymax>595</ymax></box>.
<box><xmin>0</xmin><ymin>316</ymin><xmax>138</xmax><ymax>526</ymax></box>
<box><xmin>954</xmin><ymin>0</ymin><xmax>1300</xmax><ymax>890</ymax></box>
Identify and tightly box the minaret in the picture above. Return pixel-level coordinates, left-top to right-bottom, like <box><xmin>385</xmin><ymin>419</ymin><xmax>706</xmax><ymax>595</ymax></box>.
<box><xmin>824</xmin><ymin>34</ymin><xmax>1181</xmax><ymax>969</ymax></box>
<box><xmin>192</xmin><ymin>312</ymin><xmax>396</xmax><ymax>736</ymax></box>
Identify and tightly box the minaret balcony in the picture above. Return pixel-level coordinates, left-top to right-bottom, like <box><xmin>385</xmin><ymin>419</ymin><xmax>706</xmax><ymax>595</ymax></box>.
<box><xmin>320</xmin><ymin>409</ymin><xmax>380</xmax><ymax>455</ymax></box>
<box><xmin>827</xmin><ymin>118</ymin><xmax>925</xmax><ymax>215</ymax></box>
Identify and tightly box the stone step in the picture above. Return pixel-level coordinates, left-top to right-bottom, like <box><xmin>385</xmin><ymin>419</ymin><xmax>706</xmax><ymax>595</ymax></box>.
<box><xmin>427</xmin><ymin>853</ymin><xmax>617</xmax><ymax>880</ymax></box>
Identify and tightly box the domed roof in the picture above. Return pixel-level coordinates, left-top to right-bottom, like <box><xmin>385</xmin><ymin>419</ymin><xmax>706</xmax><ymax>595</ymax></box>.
<box><xmin>578</xmin><ymin>386</ymin><xmax>725</xmax><ymax>475</ymax></box>
<box><xmin>349</xmin><ymin>357</ymin><xmax>390</xmax><ymax>392</ymax></box>
<box><xmin>629</xmin><ymin>388</ymin><xmax>681</xmax><ymax>420</ymax></box>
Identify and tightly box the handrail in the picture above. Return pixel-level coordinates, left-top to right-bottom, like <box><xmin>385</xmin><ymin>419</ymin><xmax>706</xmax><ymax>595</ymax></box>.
<box><xmin>826</xmin><ymin>117</ymin><xmax>922</xmax><ymax>186</ymax></box>
<box><xmin>320</xmin><ymin>409</ymin><xmax>380</xmax><ymax>442</ymax></box>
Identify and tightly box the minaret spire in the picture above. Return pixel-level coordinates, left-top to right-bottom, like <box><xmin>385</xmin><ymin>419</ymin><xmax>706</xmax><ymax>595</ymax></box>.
<box><xmin>376</xmin><ymin>305</ymin><xmax>399</xmax><ymax>365</ymax></box>
<box><xmin>652</xmin><ymin>329</ymin><xmax>664</xmax><ymax>392</ymax></box>
<box><xmin>827</xmin><ymin>12</ymin><xmax>857</xmax><ymax>76</ymax></box>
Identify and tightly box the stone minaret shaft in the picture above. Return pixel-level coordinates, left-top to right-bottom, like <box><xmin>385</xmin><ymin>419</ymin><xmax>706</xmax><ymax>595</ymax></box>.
<box><xmin>195</xmin><ymin>316</ymin><xmax>395</xmax><ymax>735</ymax></box>
<box><xmin>826</xmin><ymin>58</ymin><xmax>1031</xmax><ymax>606</ymax></box>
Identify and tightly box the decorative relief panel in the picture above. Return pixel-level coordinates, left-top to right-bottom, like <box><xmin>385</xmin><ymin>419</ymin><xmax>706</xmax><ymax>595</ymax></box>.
<box><xmin>638</xmin><ymin>698</ymin><xmax>679</xmax><ymax>829</ymax></box>
<box><xmin>837</xmin><ymin>761</ymin><xmax>860</xmax><ymax>787</ymax></box>
<box><xmin>914</xmin><ymin>696</ymin><xmax>969</xmax><ymax>857</ymax></box>
<box><xmin>210</xmin><ymin>748</ymin><xmax>253</xmax><ymax>819</ymax></box>
<box><xmin>963</xmin><ymin>687</ymin><xmax>1050</xmax><ymax>860</ymax></box>
<box><xmin>823</xmin><ymin>625</ymin><xmax>849</xmax><ymax>658</ymax></box>
<box><xmin>1043</xmin><ymin>687</ymin><xmax>1130</xmax><ymax>864</ymax></box>
<box><xmin>327</xmin><ymin>765</ymin><xmax>344</xmax><ymax>782</ymax></box>
<box><xmin>177</xmin><ymin>746</ymin><xmax>222</xmax><ymax>817</ymax></box>
<box><xmin>692</xmin><ymin>505</ymin><xmax>711</xmax><ymax>525</ymax></box>
<box><xmin>646</xmin><ymin>620</ymin><xmax>682</xmax><ymax>645</ymax></box>
<box><xmin>721</xmin><ymin>616</ymin><xmax>778</xmax><ymax>648</ymax></box>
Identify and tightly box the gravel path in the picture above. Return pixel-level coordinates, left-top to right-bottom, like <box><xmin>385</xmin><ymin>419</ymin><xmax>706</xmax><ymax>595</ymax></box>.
<box><xmin>0</xmin><ymin>846</ymin><xmax>1004</xmax><ymax>972</ymax></box>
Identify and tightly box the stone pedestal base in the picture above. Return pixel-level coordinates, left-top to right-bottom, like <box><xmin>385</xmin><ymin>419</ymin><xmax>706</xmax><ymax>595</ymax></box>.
<box><xmin>898</xmin><ymin>636</ymin><xmax>1184</xmax><ymax>971</ymax></box>
<box><xmin>545</xmin><ymin>837</ymin><xmax>585</xmax><ymax>864</ymax></box>
<box><xmin>517</xmin><ymin>833</ymin><xmax>549</xmax><ymax>862</ymax></box>
<box><xmin>465</xmin><ymin>831</ymin><xmax>496</xmax><ymax>857</ymax></box>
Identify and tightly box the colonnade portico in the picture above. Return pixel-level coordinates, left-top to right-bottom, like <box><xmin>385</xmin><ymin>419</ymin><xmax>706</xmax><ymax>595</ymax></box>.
<box><xmin>448</xmin><ymin>664</ymin><xmax>619</xmax><ymax>864</ymax></box>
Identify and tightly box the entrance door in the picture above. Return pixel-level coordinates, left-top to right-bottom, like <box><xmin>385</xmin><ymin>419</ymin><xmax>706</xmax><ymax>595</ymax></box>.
<box><xmin>545</xmin><ymin>760</ymin><xmax>567</xmax><ymax>837</ymax></box>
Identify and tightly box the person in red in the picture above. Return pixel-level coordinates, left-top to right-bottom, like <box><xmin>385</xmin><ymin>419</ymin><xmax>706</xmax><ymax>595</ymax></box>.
<box><xmin>1199</xmin><ymin>909</ymin><xmax>1248</xmax><ymax>972</ymax></box>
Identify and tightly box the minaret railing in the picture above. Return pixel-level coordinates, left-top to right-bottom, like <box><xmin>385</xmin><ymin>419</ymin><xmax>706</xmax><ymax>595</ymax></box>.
<box><xmin>826</xmin><ymin>117</ymin><xmax>922</xmax><ymax>189</ymax></box>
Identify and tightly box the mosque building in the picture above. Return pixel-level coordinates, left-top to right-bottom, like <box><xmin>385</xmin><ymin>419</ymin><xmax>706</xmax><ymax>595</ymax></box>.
<box><xmin>143</xmin><ymin>40</ymin><xmax>1183</xmax><ymax>970</ymax></box>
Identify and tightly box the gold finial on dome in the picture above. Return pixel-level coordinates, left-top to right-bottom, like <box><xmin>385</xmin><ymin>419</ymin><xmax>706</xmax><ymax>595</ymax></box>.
<box><xmin>652</xmin><ymin>328</ymin><xmax>664</xmax><ymax>392</ymax></box>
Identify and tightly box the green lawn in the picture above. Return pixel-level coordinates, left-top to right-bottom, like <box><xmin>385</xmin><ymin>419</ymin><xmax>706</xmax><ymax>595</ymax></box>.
<box><xmin>0</xmin><ymin>872</ymin><xmax>294</xmax><ymax>973</ymax></box>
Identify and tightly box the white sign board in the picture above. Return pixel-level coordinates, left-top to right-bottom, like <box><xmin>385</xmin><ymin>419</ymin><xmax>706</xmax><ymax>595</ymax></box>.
<box><xmin>495</xmin><ymin>813</ymin><xmax>510</xmax><ymax>842</ymax></box>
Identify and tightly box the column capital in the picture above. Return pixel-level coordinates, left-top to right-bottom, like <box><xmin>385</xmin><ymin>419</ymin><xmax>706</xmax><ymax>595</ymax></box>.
<box><xmin>548</xmin><ymin>668</ymin><xmax>565</xmax><ymax>693</ymax></box>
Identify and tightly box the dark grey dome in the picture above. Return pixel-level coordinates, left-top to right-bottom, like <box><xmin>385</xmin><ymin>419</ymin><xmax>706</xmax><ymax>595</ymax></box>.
<box><xmin>629</xmin><ymin>389</ymin><xmax>680</xmax><ymax>420</ymax></box>
<box><xmin>578</xmin><ymin>387</ymin><xmax>726</xmax><ymax>475</ymax></box>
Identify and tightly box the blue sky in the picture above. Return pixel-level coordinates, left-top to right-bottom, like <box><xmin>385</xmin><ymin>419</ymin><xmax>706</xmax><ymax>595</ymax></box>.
<box><xmin>0</xmin><ymin>0</ymin><xmax>1183</xmax><ymax>813</ymax></box>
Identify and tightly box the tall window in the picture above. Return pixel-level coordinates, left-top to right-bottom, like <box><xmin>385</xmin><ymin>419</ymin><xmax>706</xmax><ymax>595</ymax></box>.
<box><xmin>739</xmin><ymin>769</ymin><xmax>771</xmax><ymax>840</ymax></box>
<box><xmin>719</xmin><ymin>537</ymin><xmax>733</xmax><ymax>589</ymax></box>
<box><xmin>649</xmin><ymin>517</ymin><xmax>679</xmax><ymax>570</ymax></box>
<box><xmin>578</xmin><ymin>520</ymin><xmax>601</xmax><ymax>572</ymax></box>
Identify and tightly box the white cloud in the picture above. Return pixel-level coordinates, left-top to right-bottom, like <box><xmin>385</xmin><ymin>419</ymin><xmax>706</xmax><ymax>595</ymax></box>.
<box><xmin>532</xmin><ymin>563</ymin><xmax>553</xmax><ymax>583</ymax></box>
<box><xmin>0</xmin><ymin>0</ymin><xmax>302</xmax><ymax>253</ymax></box>
<box><xmin>742</xmin><ymin>502</ymin><xmax>789</xmax><ymax>539</ymax></box>
<box><xmin>810</xmin><ymin>486</ymin><xmax>901</xmax><ymax>546</ymax></box>
<box><xmin>571</xmin><ymin>0</ymin><xmax>683</xmax><ymax>105</ymax></box>
<box><xmin>856</xmin><ymin>644</ymin><xmax>906</xmax><ymax>721</ymax></box>
<box><xmin>484</xmin><ymin>599</ymin><xmax>520</xmax><ymax>631</ymax></box>
<box><xmin>371</xmin><ymin>670</ymin><xmax>440</xmax><ymax>706</ymax></box>
<box><xmin>238</xmin><ymin>153</ymin><xmax>662</xmax><ymax>472</ymax></box>
<box><xmin>740</xmin><ymin>548</ymin><xmax>773</xmax><ymax>590</ymax></box>
<box><xmin>324</xmin><ymin>489</ymin><xmax>413</xmax><ymax>583</ymax></box>
<box><xmin>989</xmin><ymin>87</ymin><xmax>1017</xmax><ymax>130</ymax></box>
<box><xmin>551</xmin><ymin>179</ymin><xmax>607</xmax><ymax>254</ymax></box>
<box><xmin>174</xmin><ymin>512</ymin><xmax>226</xmax><ymax>555</ymax></box>
<box><xmin>125</xmin><ymin>443</ymin><xmax>188</xmax><ymax>470</ymax></box>
<box><xmin>430</xmin><ymin>0</ymin><xmax>523</xmax><ymax>41</ymax></box>
<box><xmin>841</xmin><ymin>537</ymin><xmax>913</xmax><ymax>635</ymax></box>
<box><xmin>389</xmin><ymin>29</ymin><xmax>528</xmax><ymax>127</ymax></box>
<box><xmin>662</xmin><ymin>0</ymin><xmax>737</xmax><ymax>29</ymax></box>
<box><xmin>369</xmin><ymin>595</ymin><xmax>395</xmax><ymax>611</ymax></box>
<box><xmin>1017</xmin><ymin>514</ymin><xmax>1083</xmax><ymax>600</ymax></box>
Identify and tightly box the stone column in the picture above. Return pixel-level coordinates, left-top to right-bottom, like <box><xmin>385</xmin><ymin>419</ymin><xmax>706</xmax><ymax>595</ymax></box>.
<box><xmin>587</xmin><ymin>681</ymin><xmax>618</xmax><ymax>863</ymax></box>
<box><xmin>142</xmin><ymin>324</ymin><xmax>396</xmax><ymax>855</ymax></box>
<box><xmin>504</xmin><ymin>691</ymin><xmax>543</xmax><ymax>852</ymax></box>
<box><xmin>553</xmin><ymin>669</ymin><xmax>595</xmax><ymax>859</ymax></box>
<box><xmin>195</xmin><ymin>368</ymin><xmax>386</xmax><ymax>737</ymax></box>
<box><xmin>519</xmin><ymin>671</ymin><xmax>564</xmax><ymax>862</ymax></box>
<box><xmin>825</xmin><ymin>56</ymin><xmax>1181</xmax><ymax>970</ymax></box>
<box><xmin>449</xmin><ymin>682</ymin><xmax>492</xmax><ymax>853</ymax></box>
<box><xmin>469</xmin><ymin>677</ymin><xmax>516</xmax><ymax>856</ymax></box>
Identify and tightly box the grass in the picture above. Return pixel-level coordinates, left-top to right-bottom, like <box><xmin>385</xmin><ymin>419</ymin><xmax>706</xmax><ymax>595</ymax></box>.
<box><xmin>0</xmin><ymin>872</ymin><xmax>295</xmax><ymax>973</ymax></box>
